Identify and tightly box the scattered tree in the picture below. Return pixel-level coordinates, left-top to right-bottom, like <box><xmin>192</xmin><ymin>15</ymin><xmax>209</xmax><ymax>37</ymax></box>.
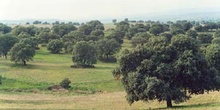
<box><xmin>112</xmin><ymin>19</ymin><xmax>117</xmax><ymax>24</ymax></box>
<box><xmin>116</xmin><ymin>21</ymin><xmax>130</xmax><ymax>33</ymax></box>
<box><xmin>0</xmin><ymin>34</ymin><xmax>18</xmax><ymax>59</ymax></box>
<box><xmin>113</xmin><ymin>35</ymin><xmax>220</xmax><ymax>107</ymax></box>
<box><xmin>96</xmin><ymin>39</ymin><xmax>121</xmax><ymax>62</ymax></box>
<box><xmin>72</xmin><ymin>41</ymin><xmax>97</xmax><ymax>67</ymax></box>
<box><xmin>10</xmin><ymin>42</ymin><xmax>35</xmax><ymax>66</ymax></box>
<box><xmin>47</xmin><ymin>39</ymin><xmax>64</xmax><ymax>54</ymax></box>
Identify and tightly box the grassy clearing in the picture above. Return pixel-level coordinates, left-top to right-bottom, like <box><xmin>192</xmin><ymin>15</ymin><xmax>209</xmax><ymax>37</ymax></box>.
<box><xmin>104</xmin><ymin>23</ymin><xmax>116</xmax><ymax>30</ymax></box>
<box><xmin>0</xmin><ymin>46</ymin><xmax>123</xmax><ymax>93</ymax></box>
<box><xmin>0</xmin><ymin>91</ymin><xmax>219</xmax><ymax>110</ymax></box>
<box><xmin>9</xmin><ymin>24</ymin><xmax>53</xmax><ymax>28</ymax></box>
<box><xmin>9</xmin><ymin>23</ymin><xmax>115</xmax><ymax>30</ymax></box>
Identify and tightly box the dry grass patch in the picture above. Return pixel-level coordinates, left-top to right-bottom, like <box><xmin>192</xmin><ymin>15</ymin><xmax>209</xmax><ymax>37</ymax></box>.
<box><xmin>0</xmin><ymin>91</ymin><xmax>219</xmax><ymax>110</ymax></box>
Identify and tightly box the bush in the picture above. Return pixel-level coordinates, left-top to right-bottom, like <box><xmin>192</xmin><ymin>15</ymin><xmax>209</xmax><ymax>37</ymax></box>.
<box><xmin>0</xmin><ymin>76</ymin><xmax>2</xmax><ymax>85</ymax></box>
<box><xmin>47</xmin><ymin>39</ymin><xmax>63</xmax><ymax>54</ymax></box>
<box><xmin>59</xmin><ymin>78</ymin><xmax>71</xmax><ymax>89</ymax></box>
<box><xmin>70</xmin><ymin>64</ymin><xmax>95</xmax><ymax>68</ymax></box>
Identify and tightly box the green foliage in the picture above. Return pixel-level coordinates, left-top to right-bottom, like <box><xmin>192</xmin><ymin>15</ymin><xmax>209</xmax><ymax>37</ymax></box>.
<box><xmin>112</xmin><ymin>19</ymin><xmax>117</xmax><ymax>24</ymax></box>
<box><xmin>0</xmin><ymin>23</ymin><xmax>12</xmax><ymax>34</ymax></box>
<box><xmin>114</xmin><ymin>35</ymin><xmax>220</xmax><ymax>107</ymax></box>
<box><xmin>186</xmin><ymin>30</ymin><xmax>198</xmax><ymax>39</ymax></box>
<box><xmin>131</xmin><ymin>33</ymin><xmax>151</xmax><ymax>47</ymax></box>
<box><xmin>18</xmin><ymin>32</ymin><xmax>31</xmax><ymax>39</ymax></box>
<box><xmin>10</xmin><ymin>42</ymin><xmax>35</xmax><ymax>66</ymax></box>
<box><xmin>106</xmin><ymin>30</ymin><xmax>124</xmax><ymax>44</ymax></box>
<box><xmin>206</xmin><ymin>44</ymin><xmax>220</xmax><ymax>71</ymax></box>
<box><xmin>126</xmin><ymin>24</ymin><xmax>148</xmax><ymax>40</ymax></box>
<box><xmin>197</xmin><ymin>33</ymin><xmax>213</xmax><ymax>44</ymax></box>
<box><xmin>59</xmin><ymin>78</ymin><xmax>71</xmax><ymax>89</ymax></box>
<box><xmin>0</xmin><ymin>34</ymin><xmax>18</xmax><ymax>59</ymax></box>
<box><xmin>52</xmin><ymin>24</ymin><xmax>77</xmax><ymax>37</ymax></box>
<box><xmin>33</xmin><ymin>20</ymin><xmax>42</xmax><ymax>24</ymax></box>
<box><xmin>12</xmin><ymin>26</ymin><xmax>38</xmax><ymax>36</ymax></box>
<box><xmin>78</xmin><ymin>20</ymin><xmax>104</xmax><ymax>36</ymax></box>
<box><xmin>72</xmin><ymin>41</ymin><xmax>97</xmax><ymax>66</ymax></box>
<box><xmin>90</xmin><ymin>30</ymin><xmax>104</xmax><ymax>38</ymax></box>
<box><xmin>182</xmin><ymin>22</ymin><xmax>193</xmax><ymax>31</ymax></box>
<box><xmin>116</xmin><ymin>21</ymin><xmax>130</xmax><ymax>33</ymax></box>
<box><xmin>62</xmin><ymin>31</ymin><xmax>85</xmax><ymax>43</ymax></box>
<box><xmin>63</xmin><ymin>42</ymin><xmax>74</xmax><ymax>53</ymax></box>
<box><xmin>170</xmin><ymin>23</ymin><xmax>185</xmax><ymax>35</ymax></box>
<box><xmin>172</xmin><ymin>21</ymin><xmax>192</xmax><ymax>32</ymax></box>
<box><xmin>96</xmin><ymin>38</ymin><xmax>121</xmax><ymax>62</ymax></box>
<box><xmin>171</xmin><ymin>34</ymin><xmax>199</xmax><ymax>52</ymax></box>
<box><xmin>47</xmin><ymin>39</ymin><xmax>64</xmax><ymax>54</ymax></box>
<box><xmin>38</xmin><ymin>32</ymin><xmax>60</xmax><ymax>43</ymax></box>
<box><xmin>160</xmin><ymin>32</ymin><xmax>173</xmax><ymax>42</ymax></box>
<box><xmin>211</xmin><ymin>38</ymin><xmax>220</xmax><ymax>44</ymax></box>
<box><xmin>171</xmin><ymin>29</ymin><xmax>185</xmax><ymax>35</ymax></box>
<box><xmin>87</xmin><ymin>20</ymin><xmax>105</xmax><ymax>30</ymax></box>
<box><xmin>214</xmin><ymin>30</ymin><xmax>220</xmax><ymax>38</ymax></box>
<box><xmin>20</xmin><ymin>37</ymin><xmax>39</xmax><ymax>49</ymax></box>
<box><xmin>78</xmin><ymin>24</ymin><xmax>93</xmax><ymax>35</ymax></box>
<box><xmin>0</xmin><ymin>75</ymin><xmax>2</xmax><ymax>85</ymax></box>
<box><xmin>149</xmin><ymin>23</ymin><xmax>164</xmax><ymax>35</ymax></box>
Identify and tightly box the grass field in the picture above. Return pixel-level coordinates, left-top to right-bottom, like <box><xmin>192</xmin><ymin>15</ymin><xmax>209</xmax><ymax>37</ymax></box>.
<box><xmin>0</xmin><ymin>47</ymin><xmax>124</xmax><ymax>93</ymax></box>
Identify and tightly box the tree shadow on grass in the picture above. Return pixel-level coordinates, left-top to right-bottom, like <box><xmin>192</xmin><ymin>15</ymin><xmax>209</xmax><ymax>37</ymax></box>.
<box><xmin>10</xmin><ymin>63</ymin><xmax>40</xmax><ymax>69</ymax></box>
<box><xmin>148</xmin><ymin>102</ymin><xmax>220</xmax><ymax>110</ymax></box>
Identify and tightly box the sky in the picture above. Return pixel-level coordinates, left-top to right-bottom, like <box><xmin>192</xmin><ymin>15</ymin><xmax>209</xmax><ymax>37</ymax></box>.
<box><xmin>0</xmin><ymin>0</ymin><xmax>220</xmax><ymax>21</ymax></box>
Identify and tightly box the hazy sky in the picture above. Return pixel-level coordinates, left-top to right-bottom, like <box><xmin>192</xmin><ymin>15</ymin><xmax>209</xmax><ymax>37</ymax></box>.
<box><xmin>0</xmin><ymin>0</ymin><xmax>220</xmax><ymax>20</ymax></box>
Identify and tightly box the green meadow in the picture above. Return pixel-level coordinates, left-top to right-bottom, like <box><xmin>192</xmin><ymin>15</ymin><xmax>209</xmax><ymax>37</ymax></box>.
<box><xmin>0</xmin><ymin>46</ymin><xmax>124</xmax><ymax>93</ymax></box>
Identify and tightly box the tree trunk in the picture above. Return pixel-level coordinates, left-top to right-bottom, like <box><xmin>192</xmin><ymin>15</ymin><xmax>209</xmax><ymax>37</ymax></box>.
<box><xmin>166</xmin><ymin>97</ymin><xmax>172</xmax><ymax>108</ymax></box>
<box><xmin>23</xmin><ymin>60</ymin><xmax>26</xmax><ymax>66</ymax></box>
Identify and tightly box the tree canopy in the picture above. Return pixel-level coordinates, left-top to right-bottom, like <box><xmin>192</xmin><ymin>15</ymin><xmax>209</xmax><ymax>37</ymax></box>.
<box><xmin>52</xmin><ymin>24</ymin><xmax>77</xmax><ymax>37</ymax></box>
<box><xmin>113</xmin><ymin>35</ymin><xmax>220</xmax><ymax>107</ymax></box>
<box><xmin>149</xmin><ymin>23</ymin><xmax>164</xmax><ymax>35</ymax></box>
<box><xmin>0</xmin><ymin>34</ymin><xmax>18</xmax><ymax>59</ymax></box>
<box><xmin>72</xmin><ymin>41</ymin><xmax>97</xmax><ymax>67</ymax></box>
<box><xmin>47</xmin><ymin>39</ymin><xmax>64</xmax><ymax>54</ymax></box>
<box><xmin>10</xmin><ymin>42</ymin><xmax>35</xmax><ymax>66</ymax></box>
<box><xmin>0</xmin><ymin>23</ymin><xmax>12</xmax><ymax>34</ymax></box>
<box><xmin>96</xmin><ymin>38</ymin><xmax>121</xmax><ymax>62</ymax></box>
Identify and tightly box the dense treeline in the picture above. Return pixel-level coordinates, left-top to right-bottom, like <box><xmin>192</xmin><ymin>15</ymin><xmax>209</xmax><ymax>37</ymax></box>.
<box><xmin>1</xmin><ymin>19</ymin><xmax>220</xmax><ymax>66</ymax></box>
<box><xmin>0</xmin><ymin>20</ymin><xmax>122</xmax><ymax>66</ymax></box>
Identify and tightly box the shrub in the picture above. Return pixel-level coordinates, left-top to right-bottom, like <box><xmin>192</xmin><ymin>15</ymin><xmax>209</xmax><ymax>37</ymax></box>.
<box><xmin>59</xmin><ymin>78</ymin><xmax>71</xmax><ymax>89</ymax></box>
<box><xmin>0</xmin><ymin>76</ymin><xmax>2</xmax><ymax>85</ymax></box>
